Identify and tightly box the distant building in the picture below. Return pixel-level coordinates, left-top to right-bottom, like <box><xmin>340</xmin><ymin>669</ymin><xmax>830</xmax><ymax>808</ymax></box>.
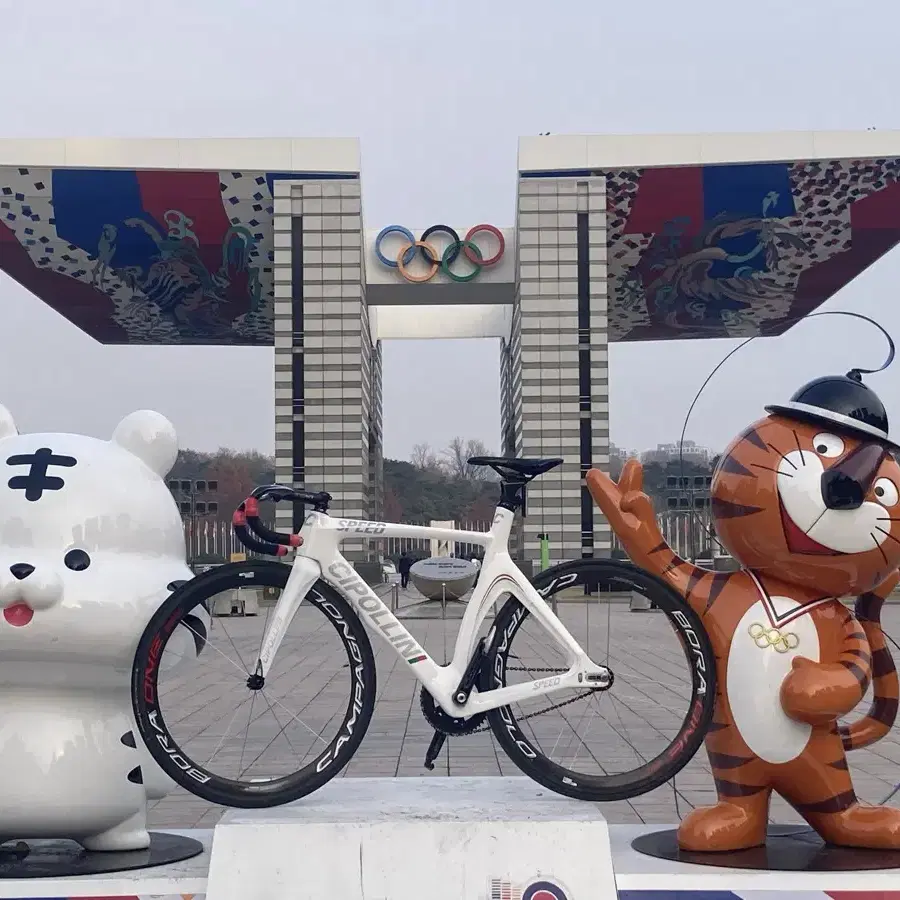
<box><xmin>609</xmin><ymin>442</ymin><xmax>638</xmax><ymax>462</ymax></box>
<box><xmin>641</xmin><ymin>440</ymin><xmax>711</xmax><ymax>466</ymax></box>
<box><xmin>661</xmin><ymin>473</ymin><xmax>713</xmax><ymax>510</ymax></box>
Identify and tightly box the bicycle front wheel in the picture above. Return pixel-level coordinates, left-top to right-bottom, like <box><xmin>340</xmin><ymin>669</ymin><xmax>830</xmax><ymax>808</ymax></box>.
<box><xmin>483</xmin><ymin>557</ymin><xmax>715</xmax><ymax>802</ymax></box>
<box><xmin>131</xmin><ymin>560</ymin><xmax>376</xmax><ymax>807</ymax></box>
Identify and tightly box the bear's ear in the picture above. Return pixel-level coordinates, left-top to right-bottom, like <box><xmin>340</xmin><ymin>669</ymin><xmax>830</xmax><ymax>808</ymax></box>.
<box><xmin>111</xmin><ymin>410</ymin><xmax>178</xmax><ymax>476</ymax></box>
<box><xmin>0</xmin><ymin>405</ymin><xmax>17</xmax><ymax>441</ymax></box>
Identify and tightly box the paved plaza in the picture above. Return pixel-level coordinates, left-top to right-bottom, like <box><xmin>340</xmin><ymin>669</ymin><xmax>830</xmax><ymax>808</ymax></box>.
<box><xmin>147</xmin><ymin>588</ymin><xmax>900</xmax><ymax>831</ymax></box>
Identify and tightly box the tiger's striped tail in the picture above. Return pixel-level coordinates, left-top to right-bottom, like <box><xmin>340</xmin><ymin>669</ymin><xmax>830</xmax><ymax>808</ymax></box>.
<box><xmin>840</xmin><ymin>589</ymin><xmax>899</xmax><ymax>751</ymax></box>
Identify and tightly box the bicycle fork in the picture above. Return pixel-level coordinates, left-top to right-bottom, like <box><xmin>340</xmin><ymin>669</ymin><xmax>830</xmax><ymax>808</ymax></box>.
<box><xmin>250</xmin><ymin>556</ymin><xmax>321</xmax><ymax>687</ymax></box>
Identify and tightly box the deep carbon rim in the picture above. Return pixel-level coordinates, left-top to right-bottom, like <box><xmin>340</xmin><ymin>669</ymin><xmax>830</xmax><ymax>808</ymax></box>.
<box><xmin>483</xmin><ymin>558</ymin><xmax>715</xmax><ymax>801</ymax></box>
<box><xmin>131</xmin><ymin>562</ymin><xmax>375</xmax><ymax>807</ymax></box>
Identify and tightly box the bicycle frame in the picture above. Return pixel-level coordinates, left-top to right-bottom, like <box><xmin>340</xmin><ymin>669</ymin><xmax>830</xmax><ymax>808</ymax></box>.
<box><xmin>253</xmin><ymin>507</ymin><xmax>611</xmax><ymax>718</ymax></box>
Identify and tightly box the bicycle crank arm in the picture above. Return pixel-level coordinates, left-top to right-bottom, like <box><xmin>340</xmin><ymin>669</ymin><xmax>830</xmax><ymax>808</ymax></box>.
<box><xmin>423</xmin><ymin>731</ymin><xmax>447</xmax><ymax>770</ymax></box>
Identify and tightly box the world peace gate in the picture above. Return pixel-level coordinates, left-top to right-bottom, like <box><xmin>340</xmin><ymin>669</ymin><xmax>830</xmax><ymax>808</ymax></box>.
<box><xmin>2</xmin><ymin>133</ymin><xmax>900</xmax><ymax>569</ymax></box>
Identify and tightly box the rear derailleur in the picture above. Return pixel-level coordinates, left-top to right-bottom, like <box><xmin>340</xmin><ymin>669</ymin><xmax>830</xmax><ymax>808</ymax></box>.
<box><xmin>419</xmin><ymin>687</ymin><xmax>487</xmax><ymax>770</ymax></box>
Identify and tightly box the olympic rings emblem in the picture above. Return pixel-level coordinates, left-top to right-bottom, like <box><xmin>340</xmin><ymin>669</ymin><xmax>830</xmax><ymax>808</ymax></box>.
<box><xmin>748</xmin><ymin>622</ymin><xmax>799</xmax><ymax>653</ymax></box>
<box><xmin>374</xmin><ymin>224</ymin><xmax>505</xmax><ymax>283</ymax></box>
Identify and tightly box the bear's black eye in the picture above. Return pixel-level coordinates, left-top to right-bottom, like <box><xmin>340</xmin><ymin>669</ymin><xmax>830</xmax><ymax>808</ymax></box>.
<box><xmin>64</xmin><ymin>549</ymin><xmax>91</xmax><ymax>571</ymax></box>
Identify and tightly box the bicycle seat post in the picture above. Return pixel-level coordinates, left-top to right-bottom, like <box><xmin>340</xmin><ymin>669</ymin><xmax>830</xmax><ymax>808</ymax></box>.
<box><xmin>499</xmin><ymin>479</ymin><xmax>527</xmax><ymax>517</ymax></box>
<box><xmin>467</xmin><ymin>456</ymin><xmax>563</xmax><ymax>518</ymax></box>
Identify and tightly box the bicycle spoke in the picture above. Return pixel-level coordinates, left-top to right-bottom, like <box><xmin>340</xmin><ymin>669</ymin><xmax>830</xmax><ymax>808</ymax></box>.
<box><xmin>485</xmin><ymin>559</ymin><xmax>714</xmax><ymax>800</ymax></box>
<box><xmin>134</xmin><ymin>568</ymin><xmax>374</xmax><ymax>807</ymax></box>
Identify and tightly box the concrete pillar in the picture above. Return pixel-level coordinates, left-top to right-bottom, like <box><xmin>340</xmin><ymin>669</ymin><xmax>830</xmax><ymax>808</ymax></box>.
<box><xmin>514</xmin><ymin>175</ymin><xmax>610</xmax><ymax>566</ymax></box>
<box><xmin>272</xmin><ymin>177</ymin><xmax>381</xmax><ymax>561</ymax></box>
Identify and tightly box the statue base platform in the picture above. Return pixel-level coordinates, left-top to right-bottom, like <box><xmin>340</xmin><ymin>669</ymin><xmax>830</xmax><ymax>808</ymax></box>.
<box><xmin>631</xmin><ymin>823</ymin><xmax>900</xmax><ymax>872</ymax></box>
<box><xmin>206</xmin><ymin>776</ymin><xmax>616</xmax><ymax>900</ymax></box>
<box><xmin>0</xmin><ymin>782</ymin><xmax>896</xmax><ymax>897</ymax></box>
<box><xmin>613</xmin><ymin>822</ymin><xmax>900</xmax><ymax>893</ymax></box>
<box><xmin>0</xmin><ymin>831</ymin><xmax>203</xmax><ymax>880</ymax></box>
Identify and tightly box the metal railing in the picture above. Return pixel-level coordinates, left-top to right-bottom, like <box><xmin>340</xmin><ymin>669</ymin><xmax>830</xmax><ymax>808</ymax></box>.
<box><xmin>183</xmin><ymin>511</ymin><xmax>724</xmax><ymax>566</ymax></box>
<box><xmin>180</xmin><ymin>518</ymin><xmax>494</xmax><ymax>563</ymax></box>
<box><xmin>610</xmin><ymin>508</ymin><xmax>722</xmax><ymax>562</ymax></box>
<box><xmin>382</xmin><ymin>521</ymin><xmax>491</xmax><ymax>559</ymax></box>
<box><xmin>182</xmin><ymin>518</ymin><xmax>267</xmax><ymax>562</ymax></box>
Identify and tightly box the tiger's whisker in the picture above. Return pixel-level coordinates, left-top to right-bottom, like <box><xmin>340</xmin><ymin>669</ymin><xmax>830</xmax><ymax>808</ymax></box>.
<box><xmin>875</xmin><ymin>526</ymin><xmax>900</xmax><ymax>547</ymax></box>
<box><xmin>752</xmin><ymin>463</ymin><xmax>790</xmax><ymax>476</ymax></box>
<box><xmin>767</xmin><ymin>443</ymin><xmax>797</xmax><ymax>470</ymax></box>
<box><xmin>872</xmin><ymin>532</ymin><xmax>890</xmax><ymax>565</ymax></box>
<box><xmin>792</xmin><ymin>430</ymin><xmax>805</xmax><ymax>465</ymax></box>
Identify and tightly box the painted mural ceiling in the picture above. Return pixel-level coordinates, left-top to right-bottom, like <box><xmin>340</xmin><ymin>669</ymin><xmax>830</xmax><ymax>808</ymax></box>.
<box><xmin>0</xmin><ymin>167</ymin><xmax>343</xmax><ymax>345</ymax></box>
<box><xmin>0</xmin><ymin>159</ymin><xmax>898</xmax><ymax>344</ymax></box>
<box><xmin>604</xmin><ymin>156</ymin><xmax>900</xmax><ymax>341</ymax></box>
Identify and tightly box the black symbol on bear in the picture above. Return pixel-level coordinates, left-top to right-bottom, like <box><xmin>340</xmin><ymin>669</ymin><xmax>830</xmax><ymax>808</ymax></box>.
<box><xmin>7</xmin><ymin>448</ymin><xmax>77</xmax><ymax>501</ymax></box>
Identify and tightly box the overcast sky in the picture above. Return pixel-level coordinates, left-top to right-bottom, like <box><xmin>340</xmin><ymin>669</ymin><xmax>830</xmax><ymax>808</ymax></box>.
<box><xmin>2</xmin><ymin>0</ymin><xmax>900</xmax><ymax>462</ymax></box>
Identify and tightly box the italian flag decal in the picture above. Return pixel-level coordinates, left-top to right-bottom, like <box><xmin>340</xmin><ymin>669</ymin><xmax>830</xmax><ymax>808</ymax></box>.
<box><xmin>407</xmin><ymin>654</ymin><xmax>427</xmax><ymax>664</ymax></box>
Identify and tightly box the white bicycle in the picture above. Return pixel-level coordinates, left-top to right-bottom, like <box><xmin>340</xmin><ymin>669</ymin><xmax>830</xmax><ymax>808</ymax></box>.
<box><xmin>132</xmin><ymin>456</ymin><xmax>715</xmax><ymax>807</ymax></box>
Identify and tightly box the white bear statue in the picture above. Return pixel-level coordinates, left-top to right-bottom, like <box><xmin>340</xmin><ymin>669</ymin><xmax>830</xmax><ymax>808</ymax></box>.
<box><xmin>0</xmin><ymin>406</ymin><xmax>207</xmax><ymax>851</ymax></box>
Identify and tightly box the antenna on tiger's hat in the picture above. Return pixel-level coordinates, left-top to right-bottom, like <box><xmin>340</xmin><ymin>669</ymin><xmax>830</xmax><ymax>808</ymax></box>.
<box><xmin>765</xmin><ymin>316</ymin><xmax>897</xmax><ymax>450</ymax></box>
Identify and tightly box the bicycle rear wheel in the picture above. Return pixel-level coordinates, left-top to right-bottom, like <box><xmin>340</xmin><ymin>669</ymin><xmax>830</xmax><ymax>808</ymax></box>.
<box><xmin>131</xmin><ymin>560</ymin><xmax>376</xmax><ymax>807</ymax></box>
<box><xmin>483</xmin><ymin>557</ymin><xmax>715</xmax><ymax>801</ymax></box>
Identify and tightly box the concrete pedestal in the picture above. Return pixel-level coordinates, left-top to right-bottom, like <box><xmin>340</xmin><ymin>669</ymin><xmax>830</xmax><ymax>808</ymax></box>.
<box><xmin>205</xmin><ymin>777</ymin><xmax>616</xmax><ymax>900</ymax></box>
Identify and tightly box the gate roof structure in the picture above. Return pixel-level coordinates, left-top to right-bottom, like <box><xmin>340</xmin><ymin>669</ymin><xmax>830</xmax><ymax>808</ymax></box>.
<box><xmin>0</xmin><ymin>132</ymin><xmax>899</xmax><ymax>345</ymax></box>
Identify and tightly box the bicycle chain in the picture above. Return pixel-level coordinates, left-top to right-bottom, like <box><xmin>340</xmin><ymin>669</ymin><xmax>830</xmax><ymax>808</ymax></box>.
<box><xmin>456</xmin><ymin>665</ymin><xmax>597</xmax><ymax>735</ymax></box>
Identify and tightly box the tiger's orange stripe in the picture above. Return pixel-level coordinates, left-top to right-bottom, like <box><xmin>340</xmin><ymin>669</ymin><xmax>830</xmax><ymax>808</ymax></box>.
<box><xmin>614</xmin><ymin>537</ymin><xmax>718</xmax><ymax>620</ymax></box>
<box><xmin>714</xmin><ymin>777</ymin><xmax>767</xmax><ymax>797</ymax></box>
<box><xmin>707</xmin><ymin>751</ymin><xmax>755</xmax><ymax>769</ymax></box>
<box><xmin>794</xmin><ymin>790</ymin><xmax>857</xmax><ymax>815</ymax></box>
<box><xmin>835</xmin><ymin>613</ymin><xmax>872</xmax><ymax>696</ymax></box>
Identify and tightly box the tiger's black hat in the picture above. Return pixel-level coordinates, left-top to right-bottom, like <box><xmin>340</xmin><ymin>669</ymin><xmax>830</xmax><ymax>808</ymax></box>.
<box><xmin>765</xmin><ymin>370</ymin><xmax>899</xmax><ymax>451</ymax></box>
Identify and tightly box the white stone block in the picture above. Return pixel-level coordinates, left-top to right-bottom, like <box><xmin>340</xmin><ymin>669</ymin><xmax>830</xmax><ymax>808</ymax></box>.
<box><xmin>205</xmin><ymin>777</ymin><xmax>615</xmax><ymax>900</ymax></box>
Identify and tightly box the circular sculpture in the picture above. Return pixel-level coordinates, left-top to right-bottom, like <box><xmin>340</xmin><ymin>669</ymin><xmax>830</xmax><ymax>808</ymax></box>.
<box><xmin>409</xmin><ymin>557</ymin><xmax>477</xmax><ymax>601</ymax></box>
<box><xmin>374</xmin><ymin>224</ymin><xmax>505</xmax><ymax>282</ymax></box>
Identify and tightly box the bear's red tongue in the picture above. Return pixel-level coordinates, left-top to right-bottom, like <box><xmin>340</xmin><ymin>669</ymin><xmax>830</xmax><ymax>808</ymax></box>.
<box><xmin>3</xmin><ymin>604</ymin><xmax>33</xmax><ymax>627</ymax></box>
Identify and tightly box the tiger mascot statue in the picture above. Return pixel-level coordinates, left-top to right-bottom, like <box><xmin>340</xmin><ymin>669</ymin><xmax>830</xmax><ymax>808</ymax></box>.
<box><xmin>587</xmin><ymin>370</ymin><xmax>900</xmax><ymax>851</ymax></box>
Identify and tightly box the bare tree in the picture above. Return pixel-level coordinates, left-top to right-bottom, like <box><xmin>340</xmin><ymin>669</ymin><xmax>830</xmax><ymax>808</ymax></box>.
<box><xmin>441</xmin><ymin>437</ymin><xmax>468</xmax><ymax>480</ymax></box>
<box><xmin>441</xmin><ymin>437</ymin><xmax>493</xmax><ymax>481</ymax></box>
<box><xmin>410</xmin><ymin>442</ymin><xmax>440</xmax><ymax>471</ymax></box>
